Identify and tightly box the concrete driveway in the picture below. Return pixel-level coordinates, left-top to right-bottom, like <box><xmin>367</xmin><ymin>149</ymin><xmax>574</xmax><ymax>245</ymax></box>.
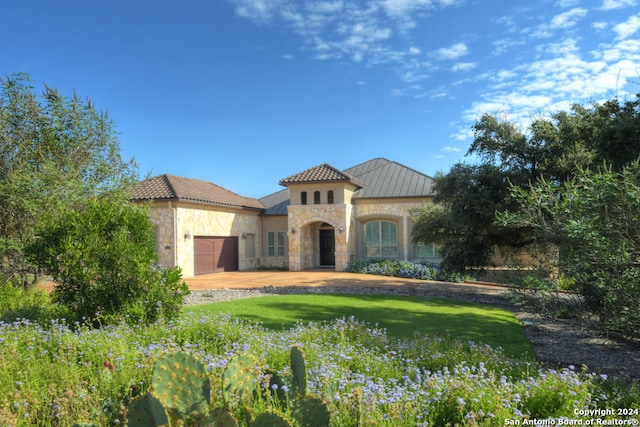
<box><xmin>184</xmin><ymin>269</ymin><xmax>508</xmax><ymax>297</ymax></box>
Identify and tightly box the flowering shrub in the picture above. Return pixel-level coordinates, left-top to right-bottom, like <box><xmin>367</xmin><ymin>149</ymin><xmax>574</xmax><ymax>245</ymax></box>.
<box><xmin>346</xmin><ymin>258</ymin><xmax>463</xmax><ymax>282</ymax></box>
<box><xmin>1</xmin><ymin>313</ymin><xmax>637</xmax><ymax>426</ymax></box>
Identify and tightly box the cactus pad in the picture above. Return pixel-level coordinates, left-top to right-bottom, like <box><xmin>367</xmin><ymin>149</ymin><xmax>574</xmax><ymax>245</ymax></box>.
<box><xmin>127</xmin><ymin>393</ymin><xmax>170</xmax><ymax>427</ymax></box>
<box><xmin>292</xmin><ymin>394</ymin><xmax>331</xmax><ymax>427</ymax></box>
<box><xmin>250</xmin><ymin>411</ymin><xmax>293</xmax><ymax>427</ymax></box>
<box><xmin>222</xmin><ymin>354</ymin><xmax>261</xmax><ymax>404</ymax></box>
<box><xmin>150</xmin><ymin>351</ymin><xmax>211</xmax><ymax>419</ymax></box>
<box><xmin>209</xmin><ymin>407</ymin><xmax>239</xmax><ymax>427</ymax></box>
<box><xmin>289</xmin><ymin>345</ymin><xmax>307</xmax><ymax>398</ymax></box>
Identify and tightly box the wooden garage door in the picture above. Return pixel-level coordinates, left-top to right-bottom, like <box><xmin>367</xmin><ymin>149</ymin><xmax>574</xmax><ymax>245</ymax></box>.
<box><xmin>194</xmin><ymin>237</ymin><xmax>238</xmax><ymax>275</ymax></box>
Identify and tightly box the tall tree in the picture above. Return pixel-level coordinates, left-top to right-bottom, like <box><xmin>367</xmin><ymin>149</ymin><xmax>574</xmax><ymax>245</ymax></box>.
<box><xmin>413</xmin><ymin>94</ymin><xmax>640</xmax><ymax>273</ymax></box>
<box><xmin>0</xmin><ymin>73</ymin><xmax>138</xmax><ymax>286</ymax></box>
<box><xmin>498</xmin><ymin>162</ymin><xmax>640</xmax><ymax>336</ymax></box>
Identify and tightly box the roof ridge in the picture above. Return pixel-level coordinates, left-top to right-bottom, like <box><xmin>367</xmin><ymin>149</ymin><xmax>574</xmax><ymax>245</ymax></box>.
<box><xmin>163</xmin><ymin>174</ymin><xmax>179</xmax><ymax>199</ymax></box>
<box><xmin>386</xmin><ymin>160</ymin><xmax>435</xmax><ymax>180</ymax></box>
<box><xmin>165</xmin><ymin>173</ymin><xmax>254</xmax><ymax>199</ymax></box>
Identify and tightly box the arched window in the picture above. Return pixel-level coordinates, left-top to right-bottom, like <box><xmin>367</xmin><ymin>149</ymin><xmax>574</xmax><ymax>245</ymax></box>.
<box><xmin>314</xmin><ymin>191</ymin><xmax>321</xmax><ymax>204</ymax></box>
<box><xmin>301</xmin><ymin>191</ymin><xmax>307</xmax><ymax>205</ymax></box>
<box><xmin>364</xmin><ymin>221</ymin><xmax>398</xmax><ymax>258</ymax></box>
<box><xmin>327</xmin><ymin>190</ymin><xmax>334</xmax><ymax>204</ymax></box>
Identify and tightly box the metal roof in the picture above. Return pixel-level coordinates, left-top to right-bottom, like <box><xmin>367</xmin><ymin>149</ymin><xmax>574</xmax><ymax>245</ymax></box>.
<box><xmin>346</xmin><ymin>158</ymin><xmax>434</xmax><ymax>198</ymax></box>
<box><xmin>131</xmin><ymin>174</ymin><xmax>265</xmax><ymax>211</ymax></box>
<box><xmin>261</xmin><ymin>158</ymin><xmax>434</xmax><ymax>215</ymax></box>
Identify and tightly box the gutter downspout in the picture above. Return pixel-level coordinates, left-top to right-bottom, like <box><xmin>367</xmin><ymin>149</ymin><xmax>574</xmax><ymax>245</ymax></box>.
<box><xmin>169</xmin><ymin>201</ymin><xmax>178</xmax><ymax>267</ymax></box>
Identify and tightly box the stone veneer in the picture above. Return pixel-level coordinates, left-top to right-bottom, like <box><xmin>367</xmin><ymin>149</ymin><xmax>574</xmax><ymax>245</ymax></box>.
<box><xmin>286</xmin><ymin>204</ymin><xmax>351</xmax><ymax>271</ymax></box>
<box><xmin>144</xmin><ymin>198</ymin><xmax>434</xmax><ymax>277</ymax></box>
<box><xmin>146</xmin><ymin>201</ymin><xmax>261</xmax><ymax>277</ymax></box>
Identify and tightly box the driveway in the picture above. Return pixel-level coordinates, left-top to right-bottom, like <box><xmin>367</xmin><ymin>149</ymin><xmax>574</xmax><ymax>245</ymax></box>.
<box><xmin>184</xmin><ymin>269</ymin><xmax>508</xmax><ymax>297</ymax></box>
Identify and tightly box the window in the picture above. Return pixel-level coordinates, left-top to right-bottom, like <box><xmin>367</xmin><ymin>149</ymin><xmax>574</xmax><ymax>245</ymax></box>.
<box><xmin>268</xmin><ymin>232</ymin><xmax>275</xmax><ymax>256</ymax></box>
<box><xmin>277</xmin><ymin>231</ymin><xmax>285</xmax><ymax>256</ymax></box>
<box><xmin>301</xmin><ymin>191</ymin><xmax>307</xmax><ymax>205</ymax></box>
<box><xmin>417</xmin><ymin>242</ymin><xmax>440</xmax><ymax>258</ymax></box>
<box><xmin>364</xmin><ymin>221</ymin><xmax>398</xmax><ymax>257</ymax></box>
<box><xmin>314</xmin><ymin>191</ymin><xmax>321</xmax><ymax>204</ymax></box>
<box><xmin>267</xmin><ymin>231</ymin><xmax>286</xmax><ymax>257</ymax></box>
<box><xmin>327</xmin><ymin>190</ymin><xmax>334</xmax><ymax>204</ymax></box>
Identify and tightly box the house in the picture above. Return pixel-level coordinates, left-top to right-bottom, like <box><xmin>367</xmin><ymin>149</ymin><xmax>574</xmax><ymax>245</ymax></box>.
<box><xmin>131</xmin><ymin>158</ymin><xmax>439</xmax><ymax>278</ymax></box>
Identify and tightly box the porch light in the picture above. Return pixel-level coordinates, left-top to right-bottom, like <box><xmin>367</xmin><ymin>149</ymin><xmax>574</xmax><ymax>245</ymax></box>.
<box><xmin>184</xmin><ymin>231</ymin><xmax>192</xmax><ymax>239</ymax></box>
<box><xmin>291</xmin><ymin>227</ymin><xmax>296</xmax><ymax>234</ymax></box>
<box><xmin>338</xmin><ymin>226</ymin><xmax>344</xmax><ymax>234</ymax></box>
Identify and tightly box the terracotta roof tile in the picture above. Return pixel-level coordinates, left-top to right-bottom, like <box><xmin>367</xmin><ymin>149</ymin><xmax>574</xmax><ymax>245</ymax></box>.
<box><xmin>131</xmin><ymin>174</ymin><xmax>264</xmax><ymax>210</ymax></box>
<box><xmin>279</xmin><ymin>163</ymin><xmax>364</xmax><ymax>187</ymax></box>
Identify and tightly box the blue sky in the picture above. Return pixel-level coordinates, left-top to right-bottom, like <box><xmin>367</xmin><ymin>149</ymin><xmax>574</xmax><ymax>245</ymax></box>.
<box><xmin>3</xmin><ymin>0</ymin><xmax>639</xmax><ymax>198</ymax></box>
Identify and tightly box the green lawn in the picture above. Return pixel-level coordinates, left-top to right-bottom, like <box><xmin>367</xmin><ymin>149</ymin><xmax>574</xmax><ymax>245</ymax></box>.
<box><xmin>184</xmin><ymin>294</ymin><xmax>534</xmax><ymax>359</ymax></box>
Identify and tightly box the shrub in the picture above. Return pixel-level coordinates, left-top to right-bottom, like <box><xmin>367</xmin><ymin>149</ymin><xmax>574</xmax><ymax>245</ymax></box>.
<box><xmin>26</xmin><ymin>197</ymin><xmax>188</xmax><ymax>326</ymax></box>
<box><xmin>346</xmin><ymin>258</ymin><xmax>462</xmax><ymax>282</ymax></box>
<box><xmin>0</xmin><ymin>282</ymin><xmax>67</xmax><ymax>324</ymax></box>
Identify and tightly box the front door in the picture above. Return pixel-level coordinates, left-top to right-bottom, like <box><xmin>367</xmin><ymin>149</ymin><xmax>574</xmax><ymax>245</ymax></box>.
<box><xmin>319</xmin><ymin>229</ymin><xmax>335</xmax><ymax>266</ymax></box>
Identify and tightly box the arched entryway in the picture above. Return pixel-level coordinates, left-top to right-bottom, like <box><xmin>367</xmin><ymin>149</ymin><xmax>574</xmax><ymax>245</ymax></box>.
<box><xmin>319</xmin><ymin>223</ymin><xmax>335</xmax><ymax>266</ymax></box>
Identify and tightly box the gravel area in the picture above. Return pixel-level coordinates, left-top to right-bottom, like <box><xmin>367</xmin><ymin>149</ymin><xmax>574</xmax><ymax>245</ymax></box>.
<box><xmin>183</xmin><ymin>285</ymin><xmax>640</xmax><ymax>382</ymax></box>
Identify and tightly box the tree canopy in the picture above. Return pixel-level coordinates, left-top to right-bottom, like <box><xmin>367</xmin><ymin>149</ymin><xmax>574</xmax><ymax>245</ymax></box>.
<box><xmin>0</xmin><ymin>73</ymin><xmax>138</xmax><ymax>286</ymax></box>
<box><xmin>412</xmin><ymin>94</ymin><xmax>640</xmax><ymax>274</ymax></box>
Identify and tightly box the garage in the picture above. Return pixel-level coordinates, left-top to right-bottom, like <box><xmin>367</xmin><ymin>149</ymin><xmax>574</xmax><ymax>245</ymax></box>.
<box><xmin>194</xmin><ymin>237</ymin><xmax>238</xmax><ymax>275</ymax></box>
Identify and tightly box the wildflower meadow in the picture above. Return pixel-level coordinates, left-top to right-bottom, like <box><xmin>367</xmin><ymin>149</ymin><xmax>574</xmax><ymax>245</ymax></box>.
<box><xmin>1</xmin><ymin>307</ymin><xmax>638</xmax><ymax>426</ymax></box>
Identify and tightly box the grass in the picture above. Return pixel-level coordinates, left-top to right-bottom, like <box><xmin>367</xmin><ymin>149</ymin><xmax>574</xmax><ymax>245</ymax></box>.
<box><xmin>2</xmin><ymin>285</ymin><xmax>639</xmax><ymax>426</ymax></box>
<box><xmin>185</xmin><ymin>294</ymin><xmax>534</xmax><ymax>359</ymax></box>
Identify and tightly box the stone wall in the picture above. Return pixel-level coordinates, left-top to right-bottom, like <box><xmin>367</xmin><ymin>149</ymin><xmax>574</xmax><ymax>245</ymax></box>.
<box><xmin>146</xmin><ymin>203</ymin><xmax>176</xmax><ymax>270</ymax></box>
<box><xmin>147</xmin><ymin>202</ymin><xmax>261</xmax><ymax>278</ymax></box>
<box><xmin>286</xmin><ymin>204</ymin><xmax>350</xmax><ymax>271</ymax></box>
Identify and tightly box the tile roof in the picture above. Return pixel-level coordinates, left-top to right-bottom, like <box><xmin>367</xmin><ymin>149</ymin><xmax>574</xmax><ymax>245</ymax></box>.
<box><xmin>279</xmin><ymin>163</ymin><xmax>364</xmax><ymax>187</ymax></box>
<box><xmin>261</xmin><ymin>158</ymin><xmax>434</xmax><ymax>215</ymax></box>
<box><xmin>131</xmin><ymin>174</ymin><xmax>264</xmax><ymax>210</ymax></box>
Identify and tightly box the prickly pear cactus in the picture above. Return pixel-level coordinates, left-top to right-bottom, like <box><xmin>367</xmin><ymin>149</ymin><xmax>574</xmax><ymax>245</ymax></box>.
<box><xmin>250</xmin><ymin>411</ymin><xmax>293</xmax><ymax>427</ymax></box>
<box><xmin>150</xmin><ymin>351</ymin><xmax>211</xmax><ymax>421</ymax></box>
<box><xmin>209</xmin><ymin>407</ymin><xmax>239</xmax><ymax>427</ymax></box>
<box><xmin>222</xmin><ymin>354</ymin><xmax>261</xmax><ymax>404</ymax></box>
<box><xmin>263</xmin><ymin>369</ymin><xmax>287</xmax><ymax>405</ymax></box>
<box><xmin>292</xmin><ymin>394</ymin><xmax>330</xmax><ymax>427</ymax></box>
<box><xmin>289</xmin><ymin>345</ymin><xmax>307</xmax><ymax>398</ymax></box>
<box><xmin>127</xmin><ymin>393</ymin><xmax>170</xmax><ymax>427</ymax></box>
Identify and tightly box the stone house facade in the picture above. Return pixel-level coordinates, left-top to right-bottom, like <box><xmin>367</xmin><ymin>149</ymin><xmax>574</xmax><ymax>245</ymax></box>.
<box><xmin>132</xmin><ymin>158</ymin><xmax>440</xmax><ymax>278</ymax></box>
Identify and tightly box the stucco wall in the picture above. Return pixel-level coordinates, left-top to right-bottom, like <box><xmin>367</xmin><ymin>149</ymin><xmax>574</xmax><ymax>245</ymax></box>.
<box><xmin>259</xmin><ymin>215</ymin><xmax>289</xmax><ymax>269</ymax></box>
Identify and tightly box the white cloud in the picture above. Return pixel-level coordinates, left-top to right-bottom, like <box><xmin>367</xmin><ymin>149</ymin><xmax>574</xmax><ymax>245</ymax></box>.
<box><xmin>430</xmin><ymin>42</ymin><xmax>468</xmax><ymax>60</ymax></box>
<box><xmin>492</xmin><ymin>38</ymin><xmax>526</xmax><ymax>55</ymax></box>
<box><xmin>549</xmin><ymin>8</ymin><xmax>587</xmax><ymax>29</ymax></box>
<box><xmin>555</xmin><ymin>0</ymin><xmax>579</xmax><ymax>7</ymax></box>
<box><xmin>232</xmin><ymin>0</ymin><xmax>284</xmax><ymax>22</ymax></box>
<box><xmin>452</xmin><ymin>62</ymin><xmax>476</xmax><ymax>73</ymax></box>
<box><xmin>531</xmin><ymin>7</ymin><xmax>587</xmax><ymax>38</ymax></box>
<box><xmin>592</xmin><ymin>21</ymin><xmax>608</xmax><ymax>31</ymax></box>
<box><xmin>613</xmin><ymin>14</ymin><xmax>640</xmax><ymax>39</ymax></box>
<box><xmin>600</xmin><ymin>0</ymin><xmax>637</xmax><ymax>10</ymax></box>
<box><xmin>442</xmin><ymin>145</ymin><xmax>461</xmax><ymax>152</ymax></box>
<box><xmin>229</xmin><ymin>0</ymin><xmax>639</xmax><ymax>149</ymax></box>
